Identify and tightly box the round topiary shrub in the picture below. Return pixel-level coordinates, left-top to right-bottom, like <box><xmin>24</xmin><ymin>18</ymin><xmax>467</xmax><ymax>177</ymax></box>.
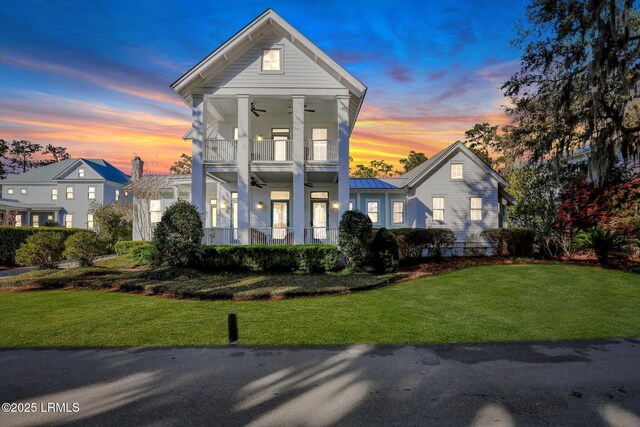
<box><xmin>370</xmin><ymin>227</ymin><xmax>400</xmax><ymax>273</ymax></box>
<box><xmin>15</xmin><ymin>231</ymin><xmax>66</xmax><ymax>269</ymax></box>
<box><xmin>338</xmin><ymin>210</ymin><xmax>373</xmax><ymax>268</ymax></box>
<box><xmin>153</xmin><ymin>200</ymin><xmax>203</xmax><ymax>267</ymax></box>
<box><xmin>63</xmin><ymin>230</ymin><xmax>104</xmax><ymax>267</ymax></box>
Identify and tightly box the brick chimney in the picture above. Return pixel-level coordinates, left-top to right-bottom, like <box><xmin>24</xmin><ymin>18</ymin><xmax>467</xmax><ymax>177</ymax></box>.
<box><xmin>131</xmin><ymin>156</ymin><xmax>144</xmax><ymax>181</ymax></box>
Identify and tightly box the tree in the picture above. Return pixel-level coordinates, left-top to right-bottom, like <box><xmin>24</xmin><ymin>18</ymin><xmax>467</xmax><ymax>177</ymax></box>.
<box><xmin>170</xmin><ymin>153</ymin><xmax>192</xmax><ymax>174</ymax></box>
<box><xmin>8</xmin><ymin>140</ymin><xmax>42</xmax><ymax>173</ymax></box>
<box><xmin>502</xmin><ymin>0</ymin><xmax>640</xmax><ymax>187</ymax></box>
<box><xmin>41</xmin><ymin>144</ymin><xmax>70</xmax><ymax>165</ymax></box>
<box><xmin>399</xmin><ymin>151</ymin><xmax>428</xmax><ymax>173</ymax></box>
<box><xmin>464</xmin><ymin>123</ymin><xmax>501</xmax><ymax>168</ymax></box>
<box><xmin>352</xmin><ymin>159</ymin><xmax>395</xmax><ymax>177</ymax></box>
<box><xmin>90</xmin><ymin>202</ymin><xmax>133</xmax><ymax>250</ymax></box>
<box><xmin>0</xmin><ymin>139</ymin><xmax>8</xmax><ymax>180</ymax></box>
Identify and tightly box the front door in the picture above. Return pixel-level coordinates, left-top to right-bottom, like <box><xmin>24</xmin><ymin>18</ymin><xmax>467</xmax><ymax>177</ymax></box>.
<box><xmin>311</xmin><ymin>201</ymin><xmax>328</xmax><ymax>239</ymax></box>
<box><xmin>272</xmin><ymin>200</ymin><xmax>289</xmax><ymax>240</ymax></box>
<box><xmin>271</xmin><ymin>128</ymin><xmax>290</xmax><ymax>162</ymax></box>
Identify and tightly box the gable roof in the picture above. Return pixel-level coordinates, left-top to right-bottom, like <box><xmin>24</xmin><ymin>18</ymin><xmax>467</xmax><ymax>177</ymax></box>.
<box><xmin>171</xmin><ymin>9</ymin><xmax>367</xmax><ymax>133</ymax></box>
<box><xmin>398</xmin><ymin>141</ymin><xmax>508</xmax><ymax>188</ymax></box>
<box><xmin>0</xmin><ymin>158</ymin><xmax>129</xmax><ymax>185</ymax></box>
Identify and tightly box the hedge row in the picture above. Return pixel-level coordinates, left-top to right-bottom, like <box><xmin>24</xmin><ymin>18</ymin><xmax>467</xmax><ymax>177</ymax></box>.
<box><xmin>387</xmin><ymin>228</ymin><xmax>456</xmax><ymax>260</ymax></box>
<box><xmin>114</xmin><ymin>240</ymin><xmax>147</xmax><ymax>256</ymax></box>
<box><xmin>0</xmin><ymin>226</ymin><xmax>83</xmax><ymax>265</ymax></box>
<box><xmin>201</xmin><ymin>245</ymin><xmax>341</xmax><ymax>273</ymax></box>
<box><xmin>480</xmin><ymin>228</ymin><xmax>535</xmax><ymax>256</ymax></box>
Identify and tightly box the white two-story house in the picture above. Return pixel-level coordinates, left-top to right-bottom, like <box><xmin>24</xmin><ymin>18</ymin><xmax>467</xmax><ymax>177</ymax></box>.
<box><xmin>131</xmin><ymin>9</ymin><xmax>514</xmax><ymax>247</ymax></box>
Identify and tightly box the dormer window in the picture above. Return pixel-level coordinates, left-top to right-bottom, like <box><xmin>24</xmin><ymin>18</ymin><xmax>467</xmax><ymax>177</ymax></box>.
<box><xmin>262</xmin><ymin>48</ymin><xmax>282</xmax><ymax>71</ymax></box>
<box><xmin>78</xmin><ymin>168</ymin><xmax>85</xmax><ymax>178</ymax></box>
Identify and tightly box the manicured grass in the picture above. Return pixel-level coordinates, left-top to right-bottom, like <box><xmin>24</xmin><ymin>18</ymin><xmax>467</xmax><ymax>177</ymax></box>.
<box><xmin>1</xmin><ymin>264</ymin><xmax>639</xmax><ymax>347</ymax></box>
<box><xmin>1</xmin><ymin>257</ymin><xmax>385</xmax><ymax>299</ymax></box>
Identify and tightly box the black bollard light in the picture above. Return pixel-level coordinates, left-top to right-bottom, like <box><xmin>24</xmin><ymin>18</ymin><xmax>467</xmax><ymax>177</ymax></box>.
<box><xmin>228</xmin><ymin>313</ymin><xmax>239</xmax><ymax>345</ymax></box>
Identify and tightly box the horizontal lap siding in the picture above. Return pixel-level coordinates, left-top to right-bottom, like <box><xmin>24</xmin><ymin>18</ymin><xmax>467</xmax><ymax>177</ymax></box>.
<box><xmin>209</xmin><ymin>33</ymin><xmax>342</xmax><ymax>90</ymax></box>
<box><xmin>410</xmin><ymin>150</ymin><xmax>499</xmax><ymax>241</ymax></box>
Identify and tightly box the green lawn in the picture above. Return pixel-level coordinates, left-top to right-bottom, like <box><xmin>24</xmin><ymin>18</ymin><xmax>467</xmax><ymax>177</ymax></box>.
<box><xmin>1</xmin><ymin>264</ymin><xmax>639</xmax><ymax>347</ymax></box>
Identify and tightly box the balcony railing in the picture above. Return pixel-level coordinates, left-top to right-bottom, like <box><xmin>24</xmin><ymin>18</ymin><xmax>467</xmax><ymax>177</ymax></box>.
<box><xmin>204</xmin><ymin>227</ymin><xmax>238</xmax><ymax>245</ymax></box>
<box><xmin>205</xmin><ymin>140</ymin><xmax>237</xmax><ymax>163</ymax></box>
<box><xmin>305</xmin><ymin>139</ymin><xmax>339</xmax><ymax>163</ymax></box>
<box><xmin>304</xmin><ymin>227</ymin><xmax>338</xmax><ymax>245</ymax></box>
<box><xmin>250</xmin><ymin>227</ymin><xmax>294</xmax><ymax>245</ymax></box>
<box><xmin>251</xmin><ymin>139</ymin><xmax>292</xmax><ymax>162</ymax></box>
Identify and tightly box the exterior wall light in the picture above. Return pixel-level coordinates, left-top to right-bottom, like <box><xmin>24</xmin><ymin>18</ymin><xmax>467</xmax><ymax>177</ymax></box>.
<box><xmin>257</xmin><ymin>134</ymin><xmax>264</xmax><ymax>140</ymax></box>
<box><xmin>220</xmin><ymin>201</ymin><xmax>228</xmax><ymax>212</ymax></box>
<box><xmin>256</xmin><ymin>201</ymin><xmax>264</xmax><ymax>211</ymax></box>
<box><xmin>332</xmin><ymin>201</ymin><xmax>339</xmax><ymax>210</ymax></box>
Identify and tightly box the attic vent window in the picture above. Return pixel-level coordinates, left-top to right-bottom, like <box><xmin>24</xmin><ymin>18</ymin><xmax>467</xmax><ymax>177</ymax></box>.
<box><xmin>262</xmin><ymin>48</ymin><xmax>282</xmax><ymax>71</ymax></box>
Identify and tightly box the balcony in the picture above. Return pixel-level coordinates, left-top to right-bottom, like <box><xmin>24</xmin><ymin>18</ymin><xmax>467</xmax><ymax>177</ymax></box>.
<box><xmin>305</xmin><ymin>139</ymin><xmax>338</xmax><ymax>163</ymax></box>
<box><xmin>204</xmin><ymin>140</ymin><xmax>237</xmax><ymax>163</ymax></box>
<box><xmin>251</xmin><ymin>139</ymin><xmax>292</xmax><ymax>163</ymax></box>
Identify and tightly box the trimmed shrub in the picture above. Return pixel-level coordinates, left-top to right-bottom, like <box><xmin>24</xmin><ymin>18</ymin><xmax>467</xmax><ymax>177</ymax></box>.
<box><xmin>201</xmin><ymin>245</ymin><xmax>341</xmax><ymax>273</ymax></box>
<box><xmin>338</xmin><ymin>210</ymin><xmax>373</xmax><ymax>268</ymax></box>
<box><xmin>463</xmin><ymin>234</ymin><xmax>486</xmax><ymax>257</ymax></box>
<box><xmin>0</xmin><ymin>226</ymin><xmax>80</xmax><ymax>265</ymax></box>
<box><xmin>114</xmin><ymin>240</ymin><xmax>147</xmax><ymax>256</ymax></box>
<box><xmin>480</xmin><ymin>228</ymin><xmax>535</xmax><ymax>257</ymax></box>
<box><xmin>573</xmin><ymin>226</ymin><xmax>627</xmax><ymax>265</ymax></box>
<box><xmin>370</xmin><ymin>228</ymin><xmax>400</xmax><ymax>273</ymax></box>
<box><xmin>42</xmin><ymin>220</ymin><xmax>60</xmax><ymax>227</ymax></box>
<box><xmin>153</xmin><ymin>201</ymin><xmax>203</xmax><ymax>267</ymax></box>
<box><xmin>130</xmin><ymin>244</ymin><xmax>160</xmax><ymax>266</ymax></box>
<box><xmin>388</xmin><ymin>228</ymin><xmax>455</xmax><ymax>261</ymax></box>
<box><xmin>15</xmin><ymin>231</ymin><xmax>66</xmax><ymax>269</ymax></box>
<box><xmin>63</xmin><ymin>231</ymin><xmax>104</xmax><ymax>267</ymax></box>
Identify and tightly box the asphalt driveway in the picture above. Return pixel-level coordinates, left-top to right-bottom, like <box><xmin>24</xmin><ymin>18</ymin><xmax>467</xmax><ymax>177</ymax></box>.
<box><xmin>1</xmin><ymin>339</ymin><xmax>639</xmax><ymax>426</ymax></box>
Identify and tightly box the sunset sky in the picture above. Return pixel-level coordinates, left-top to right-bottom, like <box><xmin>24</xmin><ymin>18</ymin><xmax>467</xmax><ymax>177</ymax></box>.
<box><xmin>0</xmin><ymin>0</ymin><xmax>528</xmax><ymax>174</ymax></box>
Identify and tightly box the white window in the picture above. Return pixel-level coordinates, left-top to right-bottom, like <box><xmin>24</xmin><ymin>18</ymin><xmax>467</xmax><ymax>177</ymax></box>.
<box><xmin>15</xmin><ymin>214</ymin><xmax>22</xmax><ymax>227</ymax></box>
<box><xmin>233</xmin><ymin>128</ymin><xmax>239</xmax><ymax>140</ymax></box>
<box><xmin>433</xmin><ymin>197</ymin><xmax>445</xmax><ymax>221</ymax></box>
<box><xmin>115</xmin><ymin>190</ymin><xmax>120</xmax><ymax>201</ymax></box>
<box><xmin>367</xmin><ymin>201</ymin><xmax>380</xmax><ymax>224</ymax></box>
<box><xmin>78</xmin><ymin>168</ymin><xmax>85</xmax><ymax>178</ymax></box>
<box><xmin>20</xmin><ymin>188</ymin><xmax>27</xmax><ymax>195</ymax></box>
<box><xmin>51</xmin><ymin>188</ymin><xmax>58</xmax><ymax>200</ymax></box>
<box><xmin>47</xmin><ymin>215</ymin><xmax>53</xmax><ymax>221</ymax></box>
<box><xmin>310</xmin><ymin>191</ymin><xmax>329</xmax><ymax>199</ymax></box>
<box><xmin>150</xmin><ymin>200</ymin><xmax>162</xmax><ymax>224</ymax></box>
<box><xmin>262</xmin><ymin>48</ymin><xmax>281</xmax><ymax>71</ymax></box>
<box><xmin>32</xmin><ymin>214</ymin><xmax>39</xmax><ymax>227</ymax></box>
<box><xmin>88</xmin><ymin>186</ymin><xmax>96</xmax><ymax>200</ymax></box>
<box><xmin>66</xmin><ymin>186</ymin><xmax>74</xmax><ymax>200</ymax></box>
<box><xmin>349</xmin><ymin>201</ymin><xmax>354</xmax><ymax>211</ymax></box>
<box><xmin>471</xmin><ymin>197</ymin><xmax>483</xmax><ymax>221</ymax></box>
<box><xmin>87</xmin><ymin>214</ymin><xmax>94</xmax><ymax>229</ymax></box>
<box><xmin>392</xmin><ymin>201</ymin><xmax>404</xmax><ymax>224</ymax></box>
<box><xmin>210</xmin><ymin>199</ymin><xmax>217</xmax><ymax>228</ymax></box>
<box><xmin>451</xmin><ymin>163</ymin><xmax>463</xmax><ymax>180</ymax></box>
<box><xmin>65</xmin><ymin>214</ymin><xmax>73</xmax><ymax>228</ymax></box>
<box><xmin>7</xmin><ymin>188</ymin><xmax>13</xmax><ymax>195</ymax></box>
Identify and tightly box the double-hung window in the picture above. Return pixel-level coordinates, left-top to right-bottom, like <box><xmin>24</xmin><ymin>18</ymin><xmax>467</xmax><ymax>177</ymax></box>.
<box><xmin>15</xmin><ymin>214</ymin><xmax>22</xmax><ymax>227</ymax></box>
<box><xmin>66</xmin><ymin>186</ymin><xmax>74</xmax><ymax>200</ymax></box>
<box><xmin>88</xmin><ymin>186</ymin><xmax>96</xmax><ymax>200</ymax></box>
<box><xmin>51</xmin><ymin>188</ymin><xmax>58</xmax><ymax>200</ymax></box>
<box><xmin>32</xmin><ymin>215</ymin><xmax>39</xmax><ymax>227</ymax></box>
<box><xmin>262</xmin><ymin>48</ymin><xmax>282</xmax><ymax>71</ymax></box>
<box><xmin>392</xmin><ymin>201</ymin><xmax>404</xmax><ymax>224</ymax></box>
<box><xmin>150</xmin><ymin>200</ymin><xmax>162</xmax><ymax>224</ymax></box>
<box><xmin>87</xmin><ymin>214</ymin><xmax>94</xmax><ymax>229</ymax></box>
<box><xmin>78</xmin><ymin>168</ymin><xmax>85</xmax><ymax>178</ymax></box>
<box><xmin>115</xmin><ymin>190</ymin><xmax>120</xmax><ymax>201</ymax></box>
<box><xmin>433</xmin><ymin>197</ymin><xmax>445</xmax><ymax>221</ymax></box>
<box><xmin>451</xmin><ymin>163</ymin><xmax>463</xmax><ymax>180</ymax></box>
<box><xmin>20</xmin><ymin>188</ymin><xmax>27</xmax><ymax>195</ymax></box>
<box><xmin>65</xmin><ymin>214</ymin><xmax>73</xmax><ymax>228</ymax></box>
<box><xmin>470</xmin><ymin>197</ymin><xmax>483</xmax><ymax>221</ymax></box>
<box><xmin>367</xmin><ymin>201</ymin><xmax>380</xmax><ymax>224</ymax></box>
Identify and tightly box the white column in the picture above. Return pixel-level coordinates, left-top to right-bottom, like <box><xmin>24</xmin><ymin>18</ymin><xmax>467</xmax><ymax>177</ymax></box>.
<box><xmin>292</xmin><ymin>95</ymin><xmax>305</xmax><ymax>244</ymax></box>
<box><xmin>191</xmin><ymin>95</ymin><xmax>207</xmax><ymax>226</ymax></box>
<box><xmin>237</xmin><ymin>95</ymin><xmax>251</xmax><ymax>244</ymax></box>
<box><xmin>337</xmin><ymin>95</ymin><xmax>350</xmax><ymax>221</ymax></box>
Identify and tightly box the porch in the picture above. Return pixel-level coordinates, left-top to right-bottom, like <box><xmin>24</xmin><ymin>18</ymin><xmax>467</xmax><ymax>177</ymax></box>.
<box><xmin>203</xmin><ymin>227</ymin><xmax>339</xmax><ymax>245</ymax></box>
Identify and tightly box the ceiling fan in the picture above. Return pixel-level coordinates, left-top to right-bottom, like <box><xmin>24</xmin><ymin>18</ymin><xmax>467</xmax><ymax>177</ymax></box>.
<box><xmin>304</xmin><ymin>183</ymin><xmax>314</xmax><ymax>188</ymax></box>
<box><xmin>250</xmin><ymin>177</ymin><xmax>265</xmax><ymax>188</ymax></box>
<box><xmin>251</xmin><ymin>102</ymin><xmax>266</xmax><ymax>117</ymax></box>
<box><xmin>288</xmin><ymin>105</ymin><xmax>315</xmax><ymax>114</ymax></box>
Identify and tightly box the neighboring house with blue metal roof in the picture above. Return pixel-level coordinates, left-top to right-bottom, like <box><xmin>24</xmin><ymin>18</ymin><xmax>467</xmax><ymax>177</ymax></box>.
<box><xmin>0</xmin><ymin>158</ymin><xmax>130</xmax><ymax>228</ymax></box>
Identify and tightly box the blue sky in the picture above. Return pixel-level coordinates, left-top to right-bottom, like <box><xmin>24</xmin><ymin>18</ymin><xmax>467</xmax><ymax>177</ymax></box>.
<box><xmin>0</xmin><ymin>0</ymin><xmax>528</xmax><ymax>172</ymax></box>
